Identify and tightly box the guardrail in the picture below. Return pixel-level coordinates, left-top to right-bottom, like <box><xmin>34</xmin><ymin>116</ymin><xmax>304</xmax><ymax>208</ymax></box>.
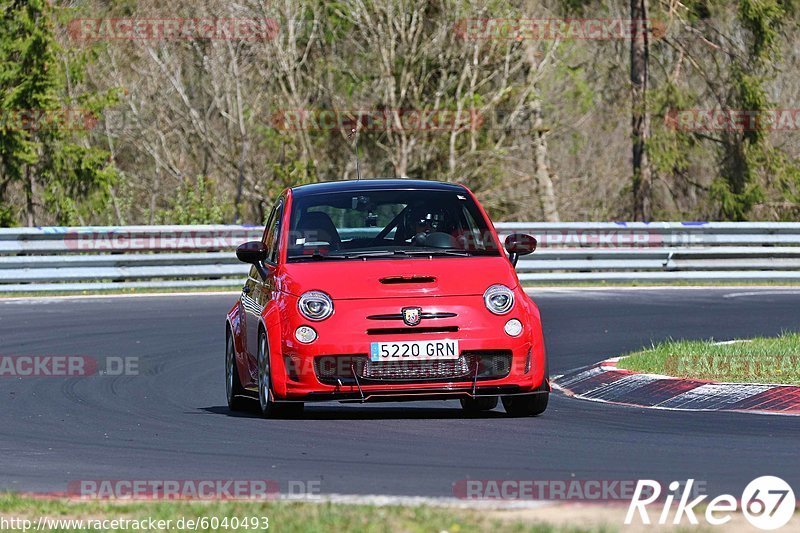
<box><xmin>1</xmin><ymin>222</ymin><xmax>800</xmax><ymax>292</ymax></box>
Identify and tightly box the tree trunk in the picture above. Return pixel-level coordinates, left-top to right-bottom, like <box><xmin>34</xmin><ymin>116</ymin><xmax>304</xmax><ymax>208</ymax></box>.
<box><xmin>149</xmin><ymin>161</ymin><xmax>160</xmax><ymax>225</ymax></box>
<box><xmin>531</xmin><ymin>99</ymin><xmax>559</xmax><ymax>222</ymax></box>
<box><xmin>234</xmin><ymin>140</ymin><xmax>247</xmax><ymax>224</ymax></box>
<box><xmin>25</xmin><ymin>166</ymin><xmax>35</xmax><ymax>226</ymax></box>
<box><xmin>631</xmin><ymin>0</ymin><xmax>652</xmax><ymax>221</ymax></box>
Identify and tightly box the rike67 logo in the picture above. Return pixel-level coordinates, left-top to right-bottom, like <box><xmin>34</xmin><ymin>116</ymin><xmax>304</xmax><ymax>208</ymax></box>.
<box><xmin>626</xmin><ymin>476</ymin><xmax>796</xmax><ymax>530</ymax></box>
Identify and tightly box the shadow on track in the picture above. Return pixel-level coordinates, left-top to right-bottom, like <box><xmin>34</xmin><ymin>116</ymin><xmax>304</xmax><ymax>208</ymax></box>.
<box><xmin>200</xmin><ymin>403</ymin><xmax>507</xmax><ymax>420</ymax></box>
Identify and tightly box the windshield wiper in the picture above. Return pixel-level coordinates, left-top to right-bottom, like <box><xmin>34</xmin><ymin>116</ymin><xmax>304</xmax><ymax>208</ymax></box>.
<box><xmin>399</xmin><ymin>249</ymin><xmax>472</xmax><ymax>257</ymax></box>
<box><xmin>288</xmin><ymin>252</ymin><xmax>350</xmax><ymax>261</ymax></box>
<box><xmin>407</xmin><ymin>248</ymin><xmax>501</xmax><ymax>257</ymax></box>
<box><xmin>347</xmin><ymin>249</ymin><xmax>475</xmax><ymax>258</ymax></box>
<box><xmin>345</xmin><ymin>250</ymin><xmax>410</xmax><ymax>259</ymax></box>
<box><xmin>290</xmin><ymin>250</ymin><xmax>410</xmax><ymax>260</ymax></box>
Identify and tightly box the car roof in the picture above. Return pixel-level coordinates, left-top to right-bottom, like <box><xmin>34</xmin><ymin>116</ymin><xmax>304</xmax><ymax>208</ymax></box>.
<box><xmin>290</xmin><ymin>178</ymin><xmax>467</xmax><ymax>198</ymax></box>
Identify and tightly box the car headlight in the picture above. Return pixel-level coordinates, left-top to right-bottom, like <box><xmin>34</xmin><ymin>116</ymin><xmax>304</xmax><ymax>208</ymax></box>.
<box><xmin>298</xmin><ymin>291</ymin><xmax>334</xmax><ymax>321</ymax></box>
<box><xmin>484</xmin><ymin>284</ymin><xmax>514</xmax><ymax>315</ymax></box>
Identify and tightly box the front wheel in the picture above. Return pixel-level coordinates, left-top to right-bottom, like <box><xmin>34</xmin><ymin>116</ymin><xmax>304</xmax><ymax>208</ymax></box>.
<box><xmin>226</xmin><ymin>331</ymin><xmax>248</xmax><ymax>411</ymax></box>
<box><xmin>257</xmin><ymin>329</ymin><xmax>303</xmax><ymax>418</ymax></box>
<box><xmin>502</xmin><ymin>393</ymin><xmax>548</xmax><ymax>417</ymax></box>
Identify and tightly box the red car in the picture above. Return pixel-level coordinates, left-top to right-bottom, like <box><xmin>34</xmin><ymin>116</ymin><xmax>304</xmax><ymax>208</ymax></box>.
<box><xmin>225</xmin><ymin>179</ymin><xmax>549</xmax><ymax>417</ymax></box>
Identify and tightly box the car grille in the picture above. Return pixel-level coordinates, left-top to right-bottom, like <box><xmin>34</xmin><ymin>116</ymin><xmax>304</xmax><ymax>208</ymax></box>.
<box><xmin>462</xmin><ymin>351</ymin><xmax>513</xmax><ymax>379</ymax></box>
<box><xmin>314</xmin><ymin>355</ymin><xmax>368</xmax><ymax>385</ymax></box>
<box><xmin>313</xmin><ymin>351</ymin><xmax>512</xmax><ymax>384</ymax></box>
<box><xmin>360</xmin><ymin>357</ymin><xmax>471</xmax><ymax>381</ymax></box>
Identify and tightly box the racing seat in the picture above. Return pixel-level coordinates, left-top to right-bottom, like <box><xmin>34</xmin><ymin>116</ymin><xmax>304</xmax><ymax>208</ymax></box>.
<box><xmin>297</xmin><ymin>211</ymin><xmax>342</xmax><ymax>249</ymax></box>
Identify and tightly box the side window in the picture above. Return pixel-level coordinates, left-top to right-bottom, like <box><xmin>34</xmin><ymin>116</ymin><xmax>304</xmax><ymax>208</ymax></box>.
<box><xmin>261</xmin><ymin>204</ymin><xmax>277</xmax><ymax>245</ymax></box>
<box><xmin>460</xmin><ymin>205</ymin><xmax>486</xmax><ymax>250</ymax></box>
<box><xmin>263</xmin><ymin>199</ymin><xmax>284</xmax><ymax>264</ymax></box>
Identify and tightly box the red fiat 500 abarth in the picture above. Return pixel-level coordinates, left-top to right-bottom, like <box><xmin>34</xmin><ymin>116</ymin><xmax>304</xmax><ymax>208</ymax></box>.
<box><xmin>225</xmin><ymin>179</ymin><xmax>548</xmax><ymax>417</ymax></box>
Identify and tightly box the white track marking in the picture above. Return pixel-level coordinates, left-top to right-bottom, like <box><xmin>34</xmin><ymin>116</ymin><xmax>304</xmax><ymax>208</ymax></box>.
<box><xmin>552</xmin><ymin>366</ymin><xmax>605</xmax><ymax>388</ymax></box>
<box><xmin>555</xmin><ymin>389</ymin><xmax>798</xmax><ymax>416</ymax></box>
<box><xmin>281</xmin><ymin>493</ymin><xmax>555</xmax><ymax>509</ymax></box>
<box><xmin>580</xmin><ymin>373</ymin><xmax>662</xmax><ymax>401</ymax></box>
<box><xmin>656</xmin><ymin>383</ymin><xmax>772</xmax><ymax>409</ymax></box>
<box><xmin>723</xmin><ymin>290</ymin><xmax>800</xmax><ymax>298</ymax></box>
<box><xmin>554</xmin><ymin>362</ymin><xmax>800</xmax><ymax>416</ymax></box>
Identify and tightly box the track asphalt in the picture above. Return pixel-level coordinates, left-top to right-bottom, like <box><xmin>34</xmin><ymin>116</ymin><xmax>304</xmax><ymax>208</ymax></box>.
<box><xmin>0</xmin><ymin>288</ymin><xmax>798</xmax><ymax>498</ymax></box>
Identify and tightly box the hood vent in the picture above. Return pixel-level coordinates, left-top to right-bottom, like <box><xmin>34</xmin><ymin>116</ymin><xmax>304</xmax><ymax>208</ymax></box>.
<box><xmin>379</xmin><ymin>275</ymin><xmax>436</xmax><ymax>284</ymax></box>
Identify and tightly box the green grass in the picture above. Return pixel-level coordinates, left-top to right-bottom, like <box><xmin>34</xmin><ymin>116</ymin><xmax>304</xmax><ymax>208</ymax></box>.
<box><xmin>0</xmin><ymin>494</ymin><xmax>613</xmax><ymax>533</ymax></box>
<box><xmin>617</xmin><ymin>332</ymin><xmax>800</xmax><ymax>384</ymax></box>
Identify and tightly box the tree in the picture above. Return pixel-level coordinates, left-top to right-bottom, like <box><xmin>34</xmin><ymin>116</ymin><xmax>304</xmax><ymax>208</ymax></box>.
<box><xmin>0</xmin><ymin>0</ymin><xmax>117</xmax><ymax>226</ymax></box>
<box><xmin>630</xmin><ymin>0</ymin><xmax>652</xmax><ymax>221</ymax></box>
<box><xmin>646</xmin><ymin>0</ymin><xmax>799</xmax><ymax>220</ymax></box>
<box><xmin>45</xmin><ymin>0</ymin><xmax>800</xmax><ymax>224</ymax></box>
<box><xmin>709</xmin><ymin>0</ymin><xmax>785</xmax><ymax>220</ymax></box>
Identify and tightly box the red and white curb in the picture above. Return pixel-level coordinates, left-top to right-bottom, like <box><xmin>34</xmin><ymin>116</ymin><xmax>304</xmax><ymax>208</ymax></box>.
<box><xmin>553</xmin><ymin>358</ymin><xmax>800</xmax><ymax>415</ymax></box>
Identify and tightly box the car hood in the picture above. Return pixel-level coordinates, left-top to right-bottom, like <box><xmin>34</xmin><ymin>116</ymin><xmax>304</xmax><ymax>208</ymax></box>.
<box><xmin>280</xmin><ymin>256</ymin><xmax>518</xmax><ymax>300</ymax></box>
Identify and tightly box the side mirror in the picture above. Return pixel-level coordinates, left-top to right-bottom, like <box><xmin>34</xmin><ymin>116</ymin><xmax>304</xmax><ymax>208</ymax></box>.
<box><xmin>504</xmin><ymin>233</ymin><xmax>537</xmax><ymax>267</ymax></box>
<box><xmin>236</xmin><ymin>241</ymin><xmax>270</xmax><ymax>279</ymax></box>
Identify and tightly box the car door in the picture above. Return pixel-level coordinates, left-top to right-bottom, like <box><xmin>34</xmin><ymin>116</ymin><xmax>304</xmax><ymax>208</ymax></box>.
<box><xmin>243</xmin><ymin>198</ymin><xmax>284</xmax><ymax>382</ymax></box>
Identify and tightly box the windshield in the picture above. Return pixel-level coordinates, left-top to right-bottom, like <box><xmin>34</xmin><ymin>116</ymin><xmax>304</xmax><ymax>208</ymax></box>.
<box><xmin>287</xmin><ymin>188</ymin><xmax>501</xmax><ymax>261</ymax></box>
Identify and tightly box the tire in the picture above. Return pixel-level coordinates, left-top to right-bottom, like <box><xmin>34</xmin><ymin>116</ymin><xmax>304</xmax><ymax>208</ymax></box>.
<box><xmin>460</xmin><ymin>396</ymin><xmax>498</xmax><ymax>413</ymax></box>
<box><xmin>257</xmin><ymin>328</ymin><xmax>304</xmax><ymax>418</ymax></box>
<box><xmin>502</xmin><ymin>393</ymin><xmax>548</xmax><ymax>417</ymax></box>
<box><xmin>226</xmin><ymin>329</ymin><xmax>248</xmax><ymax>411</ymax></box>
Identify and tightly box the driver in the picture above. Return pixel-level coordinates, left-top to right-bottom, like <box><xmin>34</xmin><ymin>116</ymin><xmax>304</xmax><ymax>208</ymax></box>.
<box><xmin>406</xmin><ymin>204</ymin><xmax>458</xmax><ymax>248</ymax></box>
<box><xmin>414</xmin><ymin>211</ymin><xmax>445</xmax><ymax>235</ymax></box>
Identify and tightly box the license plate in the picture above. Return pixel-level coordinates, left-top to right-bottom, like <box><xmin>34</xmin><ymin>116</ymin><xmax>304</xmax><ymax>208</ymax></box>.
<box><xmin>370</xmin><ymin>340</ymin><xmax>459</xmax><ymax>362</ymax></box>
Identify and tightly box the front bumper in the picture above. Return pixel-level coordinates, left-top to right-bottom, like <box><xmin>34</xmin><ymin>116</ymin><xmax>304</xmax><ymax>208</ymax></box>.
<box><xmin>268</xmin><ymin>294</ymin><xmax>548</xmax><ymax>401</ymax></box>
<box><xmin>299</xmin><ymin>383</ymin><xmax>550</xmax><ymax>404</ymax></box>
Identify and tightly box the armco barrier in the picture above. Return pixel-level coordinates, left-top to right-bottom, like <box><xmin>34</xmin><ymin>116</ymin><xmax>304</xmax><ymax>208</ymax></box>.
<box><xmin>1</xmin><ymin>222</ymin><xmax>800</xmax><ymax>291</ymax></box>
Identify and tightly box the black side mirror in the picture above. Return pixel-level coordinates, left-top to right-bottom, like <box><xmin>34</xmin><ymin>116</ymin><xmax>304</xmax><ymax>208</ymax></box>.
<box><xmin>236</xmin><ymin>241</ymin><xmax>269</xmax><ymax>279</ymax></box>
<box><xmin>504</xmin><ymin>233</ymin><xmax>537</xmax><ymax>267</ymax></box>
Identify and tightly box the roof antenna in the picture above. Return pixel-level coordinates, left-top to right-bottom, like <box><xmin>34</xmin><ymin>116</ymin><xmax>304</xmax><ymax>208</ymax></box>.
<box><xmin>348</xmin><ymin>127</ymin><xmax>362</xmax><ymax>180</ymax></box>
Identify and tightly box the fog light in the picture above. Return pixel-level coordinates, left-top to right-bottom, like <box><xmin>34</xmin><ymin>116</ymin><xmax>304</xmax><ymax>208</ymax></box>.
<box><xmin>504</xmin><ymin>319</ymin><xmax>523</xmax><ymax>337</ymax></box>
<box><xmin>295</xmin><ymin>326</ymin><xmax>317</xmax><ymax>344</ymax></box>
